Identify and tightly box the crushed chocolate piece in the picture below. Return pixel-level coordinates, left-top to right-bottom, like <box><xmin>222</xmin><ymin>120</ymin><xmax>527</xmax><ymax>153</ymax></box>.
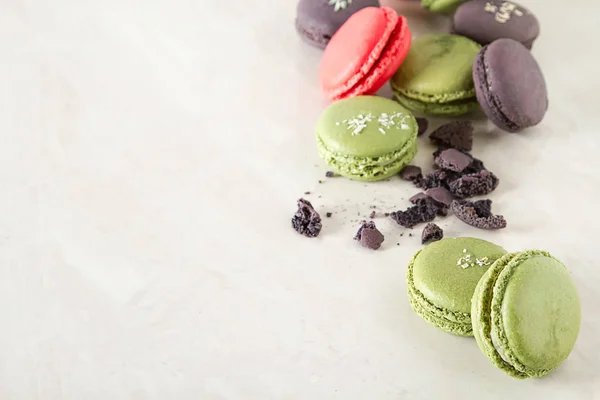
<box><xmin>318</xmin><ymin>180</ymin><xmax>323</xmax><ymax>184</ymax></box>
<box><xmin>304</xmin><ymin>191</ymin><xmax>311</xmax><ymax>195</ymax></box>
<box><xmin>425</xmin><ymin>187</ymin><xmax>454</xmax><ymax>207</ymax></box>
<box><xmin>354</xmin><ymin>221</ymin><xmax>385</xmax><ymax>250</ymax></box>
<box><xmin>409</xmin><ymin>233</ymin><xmax>413</xmax><ymax>237</ymax></box>
<box><xmin>429</xmin><ymin>121</ymin><xmax>473</xmax><ymax>151</ymax></box>
<box><xmin>409</xmin><ymin>192</ymin><xmax>430</xmax><ymax>204</ymax></box>
<box><xmin>422</xmin><ymin>223</ymin><xmax>444</xmax><ymax>244</ymax></box>
<box><xmin>325</xmin><ymin>171</ymin><xmax>336</xmax><ymax>178</ymax></box>
<box><xmin>384</xmin><ymin>212</ymin><xmax>390</xmax><ymax>217</ymax></box>
<box><xmin>451</xmin><ymin>200</ymin><xmax>506</xmax><ymax>230</ymax></box>
<box><xmin>417</xmin><ymin>169</ymin><xmax>461</xmax><ymax>189</ymax></box>
<box><xmin>369</xmin><ymin>211</ymin><xmax>377</xmax><ymax>219</ymax></box>
<box><xmin>292</xmin><ymin>198</ymin><xmax>322</xmax><ymax>237</ymax></box>
<box><xmin>449</xmin><ymin>170</ymin><xmax>499</xmax><ymax>199</ymax></box>
<box><xmin>326</xmin><ymin>212</ymin><xmax>332</xmax><ymax>218</ymax></box>
<box><xmin>400</xmin><ymin>165</ymin><xmax>423</xmax><ymax>182</ymax></box>
<box><xmin>464</xmin><ymin>157</ymin><xmax>486</xmax><ymax>174</ymax></box>
<box><xmin>390</xmin><ymin>198</ymin><xmax>439</xmax><ymax>228</ymax></box>
<box><xmin>435</xmin><ymin>148</ymin><xmax>473</xmax><ymax>172</ymax></box>
<box><xmin>416</xmin><ymin>117</ymin><xmax>429</xmax><ymax>136</ymax></box>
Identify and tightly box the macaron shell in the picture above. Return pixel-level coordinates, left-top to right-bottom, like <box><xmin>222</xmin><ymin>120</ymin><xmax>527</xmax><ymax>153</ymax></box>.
<box><xmin>471</xmin><ymin>253</ymin><xmax>529</xmax><ymax>379</ymax></box>
<box><xmin>473</xmin><ymin>39</ymin><xmax>548</xmax><ymax>132</ymax></box>
<box><xmin>316</xmin><ymin>96</ymin><xmax>417</xmax><ymax>157</ymax></box>
<box><xmin>391</xmin><ymin>34</ymin><xmax>481</xmax><ymax>103</ymax></box>
<box><xmin>492</xmin><ymin>252</ymin><xmax>581</xmax><ymax>375</ymax></box>
<box><xmin>296</xmin><ymin>0</ymin><xmax>381</xmax><ymax>48</ymax></box>
<box><xmin>320</xmin><ymin>7</ymin><xmax>396</xmax><ymax>97</ymax></box>
<box><xmin>452</xmin><ymin>0</ymin><xmax>539</xmax><ymax>49</ymax></box>
<box><xmin>407</xmin><ymin>250</ymin><xmax>474</xmax><ymax>336</ymax></box>
<box><xmin>334</xmin><ymin>14</ymin><xmax>411</xmax><ymax>100</ymax></box>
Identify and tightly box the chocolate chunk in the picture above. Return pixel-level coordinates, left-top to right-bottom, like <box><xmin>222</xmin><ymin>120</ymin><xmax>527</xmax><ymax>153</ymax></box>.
<box><xmin>409</xmin><ymin>192</ymin><xmax>430</xmax><ymax>204</ymax></box>
<box><xmin>425</xmin><ymin>187</ymin><xmax>454</xmax><ymax>207</ymax></box>
<box><xmin>292</xmin><ymin>198</ymin><xmax>322</xmax><ymax>237</ymax></box>
<box><xmin>435</xmin><ymin>148</ymin><xmax>473</xmax><ymax>172</ymax></box>
<box><xmin>470</xmin><ymin>199</ymin><xmax>492</xmax><ymax>217</ymax></box>
<box><xmin>400</xmin><ymin>165</ymin><xmax>422</xmax><ymax>182</ymax></box>
<box><xmin>429</xmin><ymin>121</ymin><xmax>473</xmax><ymax>151</ymax></box>
<box><xmin>464</xmin><ymin>157</ymin><xmax>486</xmax><ymax>174</ymax></box>
<box><xmin>416</xmin><ymin>117</ymin><xmax>429</xmax><ymax>136</ymax></box>
<box><xmin>417</xmin><ymin>169</ymin><xmax>461</xmax><ymax>189</ymax></box>
<box><xmin>326</xmin><ymin>212</ymin><xmax>332</xmax><ymax>218</ymax></box>
<box><xmin>325</xmin><ymin>171</ymin><xmax>336</xmax><ymax>178</ymax></box>
<box><xmin>449</xmin><ymin>170</ymin><xmax>499</xmax><ymax>199</ymax></box>
<box><xmin>354</xmin><ymin>220</ymin><xmax>385</xmax><ymax>250</ymax></box>
<box><xmin>422</xmin><ymin>223</ymin><xmax>444</xmax><ymax>244</ymax></box>
<box><xmin>451</xmin><ymin>200</ymin><xmax>506</xmax><ymax>230</ymax></box>
<box><xmin>390</xmin><ymin>198</ymin><xmax>439</xmax><ymax>228</ymax></box>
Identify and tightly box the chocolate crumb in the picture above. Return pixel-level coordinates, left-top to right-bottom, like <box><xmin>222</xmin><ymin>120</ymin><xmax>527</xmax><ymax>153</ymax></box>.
<box><xmin>400</xmin><ymin>165</ymin><xmax>423</xmax><ymax>183</ymax></box>
<box><xmin>425</xmin><ymin>187</ymin><xmax>454</xmax><ymax>207</ymax></box>
<box><xmin>410</xmin><ymin>192</ymin><xmax>430</xmax><ymax>204</ymax></box>
<box><xmin>390</xmin><ymin>198</ymin><xmax>440</xmax><ymax>228</ymax></box>
<box><xmin>384</xmin><ymin>212</ymin><xmax>390</xmax><ymax>217</ymax></box>
<box><xmin>449</xmin><ymin>170</ymin><xmax>499</xmax><ymax>199</ymax></box>
<box><xmin>429</xmin><ymin>121</ymin><xmax>473</xmax><ymax>151</ymax></box>
<box><xmin>451</xmin><ymin>200</ymin><xmax>506</xmax><ymax>230</ymax></box>
<box><xmin>325</xmin><ymin>171</ymin><xmax>336</xmax><ymax>178</ymax></box>
<box><xmin>409</xmin><ymin>233</ymin><xmax>413</xmax><ymax>237</ymax></box>
<box><xmin>369</xmin><ymin>211</ymin><xmax>377</xmax><ymax>219</ymax></box>
<box><xmin>397</xmin><ymin>243</ymin><xmax>400</xmax><ymax>246</ymax></box>
<box><xmin>421</xmin><ymin>223</ymin><xmax>444</xmax><ymax>244</ymax></box>
<box><xmin>304</xmin><ymin>191</ymin><xmax>311</xmax><ymax>195</ymax></box>
<box><xmin>435</xmin><ymin>148</ymin><xmax>473</xmax><ymax>173</ymax></box>
<box><xmin>416</xmin><ymin>117</ymin><xmax>429</xmax><ymax>136</ymax></box>
<box><xmin>318</xmin><ymin>180</ymin><xmax>323</xmax><ymax>184</ymax></box>
<box><xmin>354</xmin><ymin>221</ymin><xmax>385</xmax><ymax>250</ymax></box>
<box><xmin>326</xmin><ymin>212</ymin><xmax>332</xmax><ymax>218</ymax></box>
<box><xmin>292</xmin><ymin>198</ymin><xmax>322</xmax><ymax>237</ymax></box>
<box><xmin>417</xmin><ymin>169</ymin><xmax>461</xmax><ymax>190</ymax></box>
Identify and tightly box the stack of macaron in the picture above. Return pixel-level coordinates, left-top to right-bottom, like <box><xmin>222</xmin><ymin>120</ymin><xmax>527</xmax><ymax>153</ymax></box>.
<box><xmin>295</xmin><ymin>0</ymin><xmax>548</xmax><ymax>181</ymax></box>
<box><xmin>407</xmin><ymin>238</ymin><xmax>581</xmax><ymax>379</ymax></box>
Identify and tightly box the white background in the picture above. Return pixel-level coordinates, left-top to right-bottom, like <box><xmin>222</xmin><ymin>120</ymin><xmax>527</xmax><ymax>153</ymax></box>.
<box><xmin>1</xmin><ymin>0</ymin><xmax>599</xmax><ymax>398</ymax></box>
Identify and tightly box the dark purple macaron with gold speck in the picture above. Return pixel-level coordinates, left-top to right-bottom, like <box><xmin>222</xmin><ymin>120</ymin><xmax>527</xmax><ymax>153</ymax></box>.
<box><xmin>296</xmin><ymin>0</ymin><xmax>380</xmax><ymax>49</ymax></box>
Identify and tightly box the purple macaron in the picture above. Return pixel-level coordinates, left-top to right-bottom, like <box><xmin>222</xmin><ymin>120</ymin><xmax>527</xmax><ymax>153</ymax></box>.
<box><xmin>296</xmin><ymin>0</ymin><xmax>380</xmax><ymax>49</ymax></box>
<box><xmin>473</xmin><ymin>38</ymin><xmax>548</xmax><ymax>132</ymax></box>
<box><xmin>453</xmin><ymin>0</ymin><xmax>540</xmax><ymax>49</ymax></box>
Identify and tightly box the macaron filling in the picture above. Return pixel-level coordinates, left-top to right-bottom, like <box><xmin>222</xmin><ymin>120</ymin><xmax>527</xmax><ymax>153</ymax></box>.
<box><xmin>392</xmin><ymin>90</ymin><xmax>478</xmax><ymax>116</ymax></box>
<box><xmin>317</xmin><ymin>134</ymin><xmax>417</xmax><ymax>180</ymax></box>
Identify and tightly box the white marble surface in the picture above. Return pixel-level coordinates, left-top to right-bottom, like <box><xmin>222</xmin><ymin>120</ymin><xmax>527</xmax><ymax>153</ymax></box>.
<box><xmin>1</xmin><ymin>0</ymin><xmax>599</xmax><ymax>398</ymax></box>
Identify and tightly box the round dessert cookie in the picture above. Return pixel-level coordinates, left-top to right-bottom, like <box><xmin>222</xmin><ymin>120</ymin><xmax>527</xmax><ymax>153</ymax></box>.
<box><xmin>316</xmin><ymin>96</ymin><xmax>418</xmax><ymax>181</ymax></box>
<box><xmin>296</xmin><ymin>0</ymin><xmax>381</xmax><ymax>49</ymax></box>
<box><xmin>473</xmin><ymin>38</ymin><xmax>548</xmax><ymax>132</ymax></box>
<box><xmin>471</xmin><ymin>251</ymin><xmax>581</xmax><ymax>379</ymax></box>
<box><xmin>407</xmin><ymin>237</ymin><xmax>507</xmax><ymax>336</ymax></box>
<box><xmin>390</xmin><ymin>34</ymin><xmax>481</xmax><ymax>116</ymax></box>
<box><xmin>421</xmin><ymin>0</ymin><xmax>468</xmax><ymax>14</ymax></box>
<box><xmin>320</xmin><ymin>7</ymin><xmax>411</xmax><ymax>102</ymax></box>
<box><xmin>452</xmin><ymin>0</ymin><xmax>540</xmax><ymax>49</ymax></box>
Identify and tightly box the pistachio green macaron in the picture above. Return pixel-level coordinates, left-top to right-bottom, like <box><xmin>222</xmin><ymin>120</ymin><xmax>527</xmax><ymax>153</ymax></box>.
<box><xmin>391</xmin><ymin>34</ymin><xmax>481</xmax><ymax>116</ymax></box>
<box><xmin>421</xmin><ymin>0</ymin><xmax>468</xmax><ymax>14</ymax></box>
<box><xmin>316</xmin><ymin>96</ymin><xmax>418</xmax><ymax>182</ymax></box>
<box><xmin>471</xmin><ymin>250</ymin><xmax>581</xmax><ymax>379</ymax></box>
<box><xmin>407</xmin><ymin>237</ymin><xmax>507</xmax><ymax>336</ymax></box>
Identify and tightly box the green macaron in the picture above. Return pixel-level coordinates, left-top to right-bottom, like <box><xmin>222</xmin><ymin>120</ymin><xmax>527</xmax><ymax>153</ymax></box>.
<box><xmin>316</xmin><ymin>96</ymin><xmax>418</xmax><ymax>182</ymax></box>
<box><xmin>421</xmin><ymin>0</ymin><xmax>468</xmax><ymax>14</ymax></box>
<box><xmin>391</xmin><ymin>34</ymin><xmax>481</xmax><ymax>116</ymax></box>
<box><xmin>471</xmin><ymin>250</ymin><xmax>581</xmax><ymax>379</ymax></box>
<box><xmin>407</xmin><ymin>237</ymin><xmax>507</xmax><ymax>336</ymax></box>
